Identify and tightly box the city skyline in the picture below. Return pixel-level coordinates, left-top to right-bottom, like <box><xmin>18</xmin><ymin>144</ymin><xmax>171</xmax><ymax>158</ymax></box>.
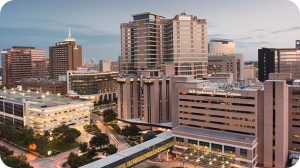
<box><xmin>0</xmin><ymin>0</ymin><xmax>299</xmax><ymax>62</ymax></box>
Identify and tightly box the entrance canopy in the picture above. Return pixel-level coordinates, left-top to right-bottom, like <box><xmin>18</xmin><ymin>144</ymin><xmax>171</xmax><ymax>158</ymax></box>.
<box><xmin>176</xmin><ymin>148</ymin><xmax>235</xmax><ymax>168</ymax></box>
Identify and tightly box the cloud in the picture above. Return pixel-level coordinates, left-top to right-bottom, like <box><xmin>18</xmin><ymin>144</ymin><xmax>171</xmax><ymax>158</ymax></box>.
<box><xmin>250</xmin><ymin>29</ymin><xmax>265</xmax><ymax>32</ymax></box>
<box><xmin>234</xmin><ymin>37</ymin><xmax>253</xmax><ymax>40</ymax></box>
<box><xmin>257</xmin><ymin>35</ymin><xmax>266</xmax><ymax>39</ymax></box>
<box><xmin>235</xmin><ymin>41</ymin><xmax>271</xmax><ymax>48</ymax></box>
<box><xmin>272</xmin><ymin>26</ymin><xmax>300</xmax><ymax>33</ymax></box>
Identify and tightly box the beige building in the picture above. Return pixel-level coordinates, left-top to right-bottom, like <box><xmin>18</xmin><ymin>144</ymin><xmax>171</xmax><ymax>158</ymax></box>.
<box><xmin>209</xmin><ymin>39</ymin><xmax>235</xmax><ymax>55</ymax></box>
<box><xmin>117</xmin><ymin>70</ymin><xmax>300</xmax><ymax>167</ymax></box>
<box><xmin>244</xmin><ymin>64</ymin><xmax>255</xmax><ymax>79</ymax></box>
<box><xmin>208</xmin><ymin>54</ymin><xmax>244</xmax><ymax>81</ymax></box>
<box><xmin>121</xmin><ymin>12</ymin><xmax>208</xmax><ymax>79</ymax></box>
<box><xmin>99</xmin><ymin>59</ymin><xmax>111</xmax><ymax>72</ymax></box>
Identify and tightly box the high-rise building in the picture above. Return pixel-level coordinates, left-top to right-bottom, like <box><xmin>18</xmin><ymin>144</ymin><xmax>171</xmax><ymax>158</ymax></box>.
<box><xmin>209</xmin><ymin>38</ymin><xmax>235</xmax><ymax>55</ymax></box>
<box><xmin>49</xmin><ymin>29</ymin><xmax>82</xmax><ymax>79</ymax></box>
<box><xmin>120</xmin><ymin>12</ymin><xmax>208</xmax><ymax>79</ymax></box>
<box><xmin>258</xmin><ymin>48</ymin><xmax>300</xmax><ymax>81</ymax></box>
<box><xmin>1</xmin><ymin>46</ymin><xmax>46</xmax><ymax>88</ymax></box>
<box><xmin>208</xmin><ymin>54</ymin><xmax>244</xmax><ymax>81</ymax></box>
<box><xmin>99</xmin><ymin>59</ymin><xmax>111</xmax><ymax>72</ymax></box>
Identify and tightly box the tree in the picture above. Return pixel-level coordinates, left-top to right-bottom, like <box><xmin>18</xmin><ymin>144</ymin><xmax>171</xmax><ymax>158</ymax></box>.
<box><xmin>43</xmin><ymin>130</ymin><xmax>50</xmax><ymax>139</ymax></box>
<box><xmin>3</xmin><ymin>154</ymin><xmax>33</xmax><ymax>168</ymax></box>
<box><xmin>52</xmin><ymin>124</ymin><xmax>81</xmax><ymax>144</ymax></box>
<box><xmin>107</xmin><ymin>144</ymin><xmax>117</xmax><ymax>155</ymax></box>
<box><xmin>121</xmin><ymin>124</ymin><xmax>141</xmax><ymax>139</ymax></box>
<box><xmin>79</xmin><ymin>142</ymin><xmax>88</xmax><ymax>153</ymax></box>
<box><xmin>89</xmin><ymin>132</ymin><xmax>109</xmax><ymax>149</ymax></box>
<box><xmin>34</xmin><ymin>134</ymin><xmax>48</xmax><ymax>153</ymax></box>
<box><xmin>67</xmin><ymin>152</ymin><xmax>80</xmax><ymax>168</ymax></box>
<box><xmin>103</xmin><ymin>108</ymin><xmax>117</xmax><ymax>123</ymax></box>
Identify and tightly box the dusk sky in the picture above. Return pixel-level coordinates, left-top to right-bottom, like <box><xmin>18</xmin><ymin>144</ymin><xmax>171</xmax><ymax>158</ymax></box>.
<box><xmin>0</xmin><ymin>0</ymin><xmax>299</xmax><ymax>62</ymax></box>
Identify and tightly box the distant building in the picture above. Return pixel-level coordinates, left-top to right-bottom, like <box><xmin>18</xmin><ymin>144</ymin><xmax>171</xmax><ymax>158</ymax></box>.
<box><xmin>121</xmin><ymin>12</ymin><xmax>208</xmax><ymax>79</ymax></box>
<box><xmin>1</xmin><ymin>46</ymin><xmax>46</xmax><ymax>88</ymax></box>
<box><xmin>110</xmin><ymin>61</ymin><xmax>119</xmax><ymax>72</ymax></box>
<box><xmin>99</xmin><ymin>59</ymin><xmax>110</xmax><ymax>72</ymax></box>
<box><xmin>14</xmin><ymin>78</ymin><xmax>67</xmax><ymax>95</ymax></box>
<box><xmin>296</xmin><ymin>40</ymin><xmax>300</xmax><ymax>49</ymax></box>
<box><xmin>208</xmin><ymin>54</ymin><xmax>244</xmax><ymax>81</ymax></box>
<box><xmin>209</xmin><ymin>38</ymin><xmax>235</xmax><ymax>55</ymax></box>
<box><xmin>49</xmin><ymin>29</ymin><xmax>82</xmax><ymax>79</ymax></box>
<box><xmin>258</xmin><ymin>48</ymin><xmax>300</xmax><ymax>81</ymax></box>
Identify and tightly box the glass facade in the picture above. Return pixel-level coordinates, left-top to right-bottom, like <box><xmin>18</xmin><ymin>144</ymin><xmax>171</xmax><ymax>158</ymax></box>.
<box><xmin>69</xmin><ymin>73</ymin><xmax>118</xmax><ymax>95</ymax></box>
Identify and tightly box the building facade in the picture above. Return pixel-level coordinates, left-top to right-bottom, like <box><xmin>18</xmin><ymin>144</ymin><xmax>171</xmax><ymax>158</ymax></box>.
<box><xmin>14</xmin><ymin>78</ymin><xmax>67</xmax><ymax>95</ymax></box>
<box><xmin>209</xmin><ymin>39</ymin><xmax>235</xmax><ymax>55</ymax></box>
<box><xmin>99</xmin><ymin>59</ymin><xmax>111</xmax><ymax>72</ymax></box>
<box><xmin>111</xmin><ymin>61</ymin><xmax>119</xmax><ymax>72</ymax></box>
<box><xmin>208</xmin><ymin>54</ymin><xmax>244</xmax><ymax>81</ymax></box>
<box><xmin>65</xmin><ymin>68</ymin><xmax>118</xmax><ymax>101</ymax></box>
<box><xmin>258</xmin><ymin>48</ymin><xmax>300</xmax><ymax>82</ymax></box>
<box><xmin>1</xmin><ymin>46</ymin><xmax>46</xmax><ymax>89</ymax></box>
<box><xmin>117</xmin><ymin>70</ymin><xmax>300</xmax><ymax>167</ymax></box>
<box><xmin>49</xmin><ymin>29</ymin><xmax>82</xmax><ymax>79</ymax></box>
<box><xmin>121</xmin><ymin>12</ymin><xmax>208</xmax><ymax>79</ymax></box>
<box><xmin>0</xmin><ymin>89</ymin><xmax>93</xmax><ymax>134</ymax></box>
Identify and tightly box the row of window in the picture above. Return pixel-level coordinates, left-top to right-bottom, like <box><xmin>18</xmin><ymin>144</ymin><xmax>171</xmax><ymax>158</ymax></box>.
<box><xmin>179</xmin><ymin>99</ymin><xmax>255</xmax><ymax>107</ymax></box>
<box><xmin>180</xmin><ymin>105</ymin><xmax>255</xmax><ymax>115</ymax></box>
<box><xmin>180</xmin><ymin>117</ymin><xmax>255</xmax><ymax>129</ymax></box>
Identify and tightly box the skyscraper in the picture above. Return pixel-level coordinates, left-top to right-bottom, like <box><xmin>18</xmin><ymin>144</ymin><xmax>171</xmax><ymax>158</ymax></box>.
<box><xmin>120</xmin><ymin>12</ymin><xmax>208</xmax><ymax>79</ymax></box>
<box><xmin>49</xmin><ymin>29</ymin><xmax>82</xmax><ymax>79</ymax></box>
<box><xmin>1</xmin><ymin>46</ymin><xmax>46</xmax><ymax>88</ymax></box>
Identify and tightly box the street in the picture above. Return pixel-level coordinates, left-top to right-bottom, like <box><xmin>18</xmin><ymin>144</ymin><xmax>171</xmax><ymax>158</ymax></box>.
<box><xmin>90</xmin><ymin>113</ymin><xmax>131</xmax><ymax>151</ymax></box>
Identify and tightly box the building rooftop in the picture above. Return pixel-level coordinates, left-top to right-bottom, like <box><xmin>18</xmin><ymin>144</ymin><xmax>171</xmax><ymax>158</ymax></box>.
<box><xmin>173</xmin><ymin>126</ymin><xmax>255</xmax><ymax>142</ymax></box>
<box><xmin>210</xmin><ymin>38</ymin><xmax>234</xmax><ymax>42</ymax></box>
<box><xmin>132</xmin><ymin>12</ymin><xmax>165</xmax><ymax>18</ymax></box>
<box><xmin>0</xmin><ymin>89</ymin><xmax>92</xmax><ymax>107</ymax></box>
<box><xmin>16</xmin><ymin>78</ymin><xmax>64</xmax><ymax>85</ymax></box>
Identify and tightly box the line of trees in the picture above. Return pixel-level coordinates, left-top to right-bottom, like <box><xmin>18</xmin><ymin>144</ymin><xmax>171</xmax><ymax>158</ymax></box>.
<box><xmin>0</xmin><ymin>144</ymin><xmax>33</xmax><ymax>168</ymax></box>
<box><xmin>0</xmin><ymin>121</ymin><xmax>81</xmax><ymax>155</ymax></box>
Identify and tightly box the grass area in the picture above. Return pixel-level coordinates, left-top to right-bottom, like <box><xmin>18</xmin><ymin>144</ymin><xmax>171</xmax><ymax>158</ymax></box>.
<box><xmin>49</xmin><ymin>141</ymin><xmax>79</xmax><ymax>152</ymax></box>
<box><xmin>40</xmin><ymin>141</ymin><xmax>80</xmax><ymax>156</ymax></box>
<box><xmin>109</xmin><ymin>123</ymin><xmax>121</xmax><ymax>134</ymax></box>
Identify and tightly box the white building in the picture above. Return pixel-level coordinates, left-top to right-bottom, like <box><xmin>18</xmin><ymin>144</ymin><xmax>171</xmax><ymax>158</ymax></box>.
<box><xmin>0</xmin><ymin>89</ymin><xmax>93</xmax><ymax>134</ymax></box>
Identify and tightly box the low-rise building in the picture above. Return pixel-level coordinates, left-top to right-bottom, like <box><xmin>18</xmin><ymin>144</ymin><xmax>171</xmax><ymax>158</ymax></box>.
<box><xmin>14</xmin><ymin>78</ymin><xmax>67</xmax><ymax>95</ymax></box>
<box><xmin>64</xmin><ymin>68</ymin><xmax>118</xmax><ymax>101</ymax></box>
<box><xmin>0</xmin><ymin>89</ymin><xmax>93</xmax><ymax>134</ymax></box>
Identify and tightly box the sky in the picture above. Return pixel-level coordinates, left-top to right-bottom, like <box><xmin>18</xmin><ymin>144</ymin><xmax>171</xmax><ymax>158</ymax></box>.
<box><xmin>0</xmin><ymin>0</ymin><xmax>299</xmax><ymax>62</ymax></box>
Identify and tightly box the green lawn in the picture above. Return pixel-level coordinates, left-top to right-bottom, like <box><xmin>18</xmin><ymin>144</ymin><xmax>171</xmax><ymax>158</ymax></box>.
<box><xmin>40</xmin><ymin>141</ymin><xmax>80</xmax><ymax>156</ymax></box>
<box><xmin>49</xmin><ymin>141</ymin><xmax>79</xmax><ymax>152</ymax></box>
